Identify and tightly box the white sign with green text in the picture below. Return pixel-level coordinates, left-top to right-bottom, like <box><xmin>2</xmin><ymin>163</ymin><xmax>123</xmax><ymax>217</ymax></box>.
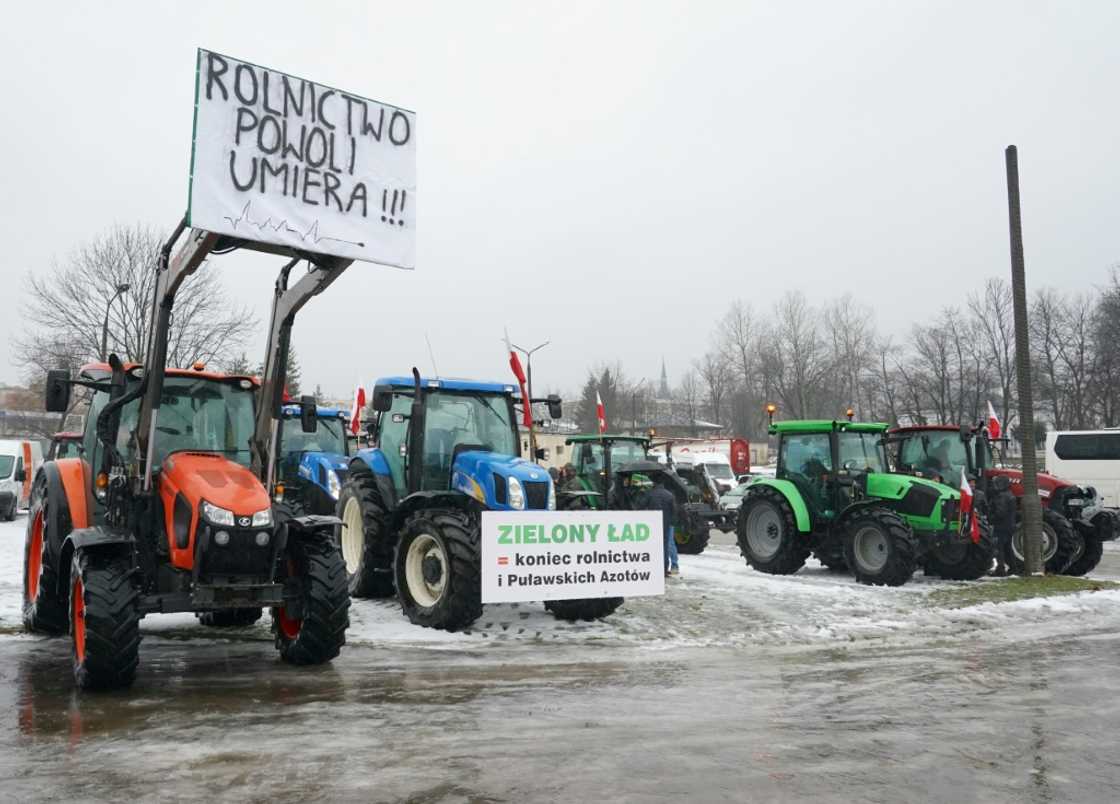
<box><xmin>481</xmin><ymin>511</ymin><xmax>664</xmax><ymax>603</ymax></box>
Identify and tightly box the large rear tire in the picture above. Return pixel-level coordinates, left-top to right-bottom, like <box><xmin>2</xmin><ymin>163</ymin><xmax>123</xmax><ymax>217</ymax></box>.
<box><xmin>674</xmin><ymin>516</ymin><xmax>711</xmax><ymax>555</ymax></box>
<box><xmin>843</xmin><ymin>507</ymin><xmax>916</xmax><ymax>587</ymax></box>
<box><xmin>336</xmin><ymin>472</ymin><xmax>396</xmax><ymax>598</ymax></box>
<box><xmin>736</xmin><ymin>486</ymin><xmax>809</xmax><ymax>574</ymax></box>
<box><xmin>395</xmin><ymin>509</ymin><xmax>482</xmax><ymax>631</ymax></box>
<box><xmin>22</xmin><ymin>477</ymin><xmax>67</xmax><ymax>635</ymax></box>
<box><xmin>1007</xmin><ymin>510</ymin><xmax>1078</xmax><ymax>575</ymax></box>
<box><xmin>922</xmin><ymin>517</ymin><xmax>995</xmax><ymax>581</ymax></box>
<box><xmin>273</xmin><ymin>536</ymin><xmax>350</xmax><ymax>665</ymax></box>
<box><xmin>197</xmin><ymin>608</ymin><xmax>263</xmax><ymax>627</ymax></box>
<box><xmin>70</xmin><ymin>548</ymin><xmax>140</xmax><ymax>690</ymax></box>
<box><xmin>545</xmin><ymin>597</ymin><xmax>624</xmax><ymax>621</ymax></box>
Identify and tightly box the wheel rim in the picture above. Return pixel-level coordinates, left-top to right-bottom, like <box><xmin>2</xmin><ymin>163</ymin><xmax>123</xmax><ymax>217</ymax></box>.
<box><xmin>405</xmin><ymin>533</ymin><xmax>447</xmax><ymax>608</ymax></box>
<box><xmin>1011</xmin><ymin>522</ymin><xmax>1057</xmax><ymax>562</ymax></box>
<box><xmin>745</xmin><ymin>503</ymin><xmax>783</xmax><ymax>560</ymax></box>
<box><xmin>853</xmin><ymin>525</ymin><xmax>890</xmax><ymax>573</ymax></box>
<box><xmin>277</xmin><ymin>607</ymin><xmax>301</xmax><ymax>640</ymax></box>
<box><xmin>341</xmin><ymin>497</ymin><xmax>364</xmax><ymax>574</ymax></box>
<box><xmin>675</xmin><ymin>529</ymin><xmax>691</xmax><ymax>545</ymax></box>
<box><xmin>71</xmin><ymin>577</ymin><xmax>86</xmax><ymax>663</ymax></box>
<box><xmin>27</xmin><ymin>509</ymin><xmax>44</xmax><ymax>601</ymax></box>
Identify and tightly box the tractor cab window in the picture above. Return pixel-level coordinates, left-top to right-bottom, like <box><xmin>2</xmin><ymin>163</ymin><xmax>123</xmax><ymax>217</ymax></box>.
<box><xmin>898</xmin><ymin>432</ymin><xmax>967</xmax><ymax>484</ymax></box>
<box><xmin>55</xmin><ymin>440</ymin><xmax>81</xmax><ymax>460</ymax></box>
<box><xmin>281</xmin><ymin>415</ymin><xmax>348</xmax><ymax>458</ymax></box>
<box><xmin>575</xmin><ymin>442</ymin><xmax>605</xmax><ymax>476</ymax></box>
<box><xmin>836</xmin><ymin>432</ymin><xmax>887</xmax><ymax>474</ymax></box>
<box><xmin>152</xmin><ymin>378</ymin><xmax>256</xmax><ymax>467</ymax></box>
<box><xmin>611</xmin><ymin>441</ymin><xmax>647</xmax><ymax>466</ymax></box>
<box><xmin>374</xmin><ymin>392</ymin><xmax>413</xmax><ymax>495</ymax></box>
<box><xmin>421</xmin><ymin>392</ymin><xmax>517</xmax><ymax>491</ymax></box>
<box><xmin>780</xmin><ymin>433</ymin><xmax>833</xmax><ymax>511</ymax></box>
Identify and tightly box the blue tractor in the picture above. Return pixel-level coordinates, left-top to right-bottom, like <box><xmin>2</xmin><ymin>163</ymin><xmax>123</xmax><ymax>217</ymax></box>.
<box><xmin>337</xmin><ymin>370</ymin><xmax>624</xmax><ymax>630</ymax></box>
<box><xmin>276</xmin><ymin>404</ymin><xmax>351</xmax><ymax>517</ymax></box>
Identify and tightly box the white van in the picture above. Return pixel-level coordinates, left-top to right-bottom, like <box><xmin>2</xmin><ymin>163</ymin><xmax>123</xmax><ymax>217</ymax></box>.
<box><xmin>672</xmin><ymin>450</ymin><xmax>737</xmax><ymax>494</ymax></box>
<box><xmin>1045</xmin><ymin>430</ymin><xmax>1120</xmax><ymax>508</ymax></box>
<box><xmin>0</xmin><ymin>439</ymin><xmax>43</xmax><ymax>520</ymax></box>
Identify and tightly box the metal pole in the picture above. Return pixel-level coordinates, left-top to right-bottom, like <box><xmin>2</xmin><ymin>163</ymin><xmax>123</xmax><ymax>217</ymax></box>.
<box><xmin>1005</xmin><ymin>145</ymin><xmax>1043</xmax><ymax>575</ymax></box>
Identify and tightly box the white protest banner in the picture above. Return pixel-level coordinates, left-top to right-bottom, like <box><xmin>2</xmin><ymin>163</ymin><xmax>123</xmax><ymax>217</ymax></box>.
<box><xmin>188</xmin><ymin>49</ymin><xmax>415</xmax><ymax>268</ymax></box>
<box><xmin>481</xmin><ymin>511</ymin><xmax>664</xmax><ymax>604</ymax></box>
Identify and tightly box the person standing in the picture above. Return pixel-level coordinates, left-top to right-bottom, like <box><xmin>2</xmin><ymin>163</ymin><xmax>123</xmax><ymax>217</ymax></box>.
<box><xmin>647</xmin><ymin>477</ymin><xmax>679</xmax><ymax>577</ymax></box>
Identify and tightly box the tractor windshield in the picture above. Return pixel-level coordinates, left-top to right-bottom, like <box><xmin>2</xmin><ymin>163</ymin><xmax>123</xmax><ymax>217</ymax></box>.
<box><xmin>896</xmin><ymin>431</ymin><xmax>968</xmax><ymax>483</ymax></box>
<box><xmin>421</xmin><ymin>391</ymin><xmax>518</xmax><ymax>490</ymax></box>
<box><xmin>152</xmin><ymin>377</ymin><xmax>257</xmax><ymax>467</ymax></box>
<box><xmin>573</xmin><ymin>440</ymin><xmax>646</xmax><ymax>477</ymax></box>
<box><xmin>281</xmin><ymin>416</ymin><xmax>348</xmax><ymax>457</ymax></box>
<box><xmin>837</xmin><ymin>431</ymin><xmax>888</xmax><ymax>474</ymax></box>
<box><xmin>704</xmin><ymin>462</ymin><xmax>735</xmax><ymax>480</ymax></box>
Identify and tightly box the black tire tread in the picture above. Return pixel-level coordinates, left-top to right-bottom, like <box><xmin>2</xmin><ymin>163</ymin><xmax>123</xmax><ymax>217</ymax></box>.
<box><xmin>71</xmin><ymin>549</ymin><xmax>141</xmax><ymax>690</ymax></box>
<box><xmin>273</xmin><ymin>535</ymin><xmax>350</xmax><ymax>665</ymax></box>
<box><xmin>545</xmin><ymin>597</ymin><xmax>624</xmax><ymax>622</ymax></box>
<box><xmin>736</xmin><ymin>486</ymin><xmax>810</xmax><ymax>575</ymax></box>
<box><xmin>22</xmin><ymin>477</ymin><xmax>67</xmax><ymax>635</ymax></box>
<box><xmin>1063</xmin><ymin>534</ymin><xmax>1103</xmax><ymax>577</ymax></box>
<box><xmin>395</xmin><ymin>508</ymin><xmax>482</xmax><ymax>631</ymax></box>
<box><xmin>842</xmin><ymin>507</ymin><xmax>917</xmax><ymax>587</ymax></box>
<box><xmin>675</xmin><ymin>518</ymin><xmax>711</xmax><ymax>555</ymax></box>
<box><xmin>923</xmin><ymin>517</ymin><xmax>995</xmax><ymax>581</ymax></box>
<box><xmin>336</xmin><ymin>471</ymin><xmax>396</xmax><ymax>598</ymax></box>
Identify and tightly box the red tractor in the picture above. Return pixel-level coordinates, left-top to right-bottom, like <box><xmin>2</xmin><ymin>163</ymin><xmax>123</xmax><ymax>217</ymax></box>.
<box><xmin>24</xmin><ymin>221</ymin><xmax>352</xmax><ymax>689</ymax></box>
<box><xmin>888</xmin><ymin>424</ymin><xmax>1117</xmax><ymax>575</ymax></box>
<box><xmin>46</xmin><ymin>432</ymin><xmax>84</xmax><ymax>461</ymax></box>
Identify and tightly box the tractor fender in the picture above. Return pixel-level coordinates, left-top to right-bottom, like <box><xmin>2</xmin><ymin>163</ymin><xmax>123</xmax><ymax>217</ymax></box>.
<box><xmin>57</xmin><ymin>526</ymin><xmax>133</xmax><ymax>597</ymax></box>
<box><xmin>833</xmin><ymin>499</ymin><xmax>895</xmax><ymax>533</ymax></box>
<box><xmin>347</xmin><ymin>450</ymin><xmax>399</xmax><ymax>509</ymax></box>
<box><xmin>391</xmin><ymin>491</ymin><xmax>479</xmax><ymax>530</ymax></box>
<box><xmin>746</xmin><ymin>478</ymin><xmax>812</xmax><ymax>533</ymax></box>
<box><xmin>36</xmin><ymin>460</ymin><xmax>90</xmax><ymax>586</ymax></box>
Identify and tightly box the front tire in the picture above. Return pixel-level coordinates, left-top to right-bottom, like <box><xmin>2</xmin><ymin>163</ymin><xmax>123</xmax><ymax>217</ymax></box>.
<box><xmin>273</xmin><ymin>535</ymin><xmax>350</xmax><ymax>665</ymax></box>
<box><xmin>1062</xmin><ymin>534</ymin><xmax>1103</xmax><ymax>577</ymax></box>
<box><xmin>736</xmin><ymin>486</ymin><xmax>809</xmax><ymax>574</ymax></box>
<box><xmin>336</xmin><ymin>473</ymin><xmax>396</xmax><ymax>598</ymax></box>
<box><xmin>394</xmin><ymin>509</ymin><xmax>482</xmax><ymax>631</ymax></box>
<box><xmin>674</xmin><ymin>516</ymin><xmax>711</xmax><ymax>555</ymax></box>
<box><xmin>545</xmin><ymin>597</ymin><xmax>624</xmax><ymax>621</ymax></box>
<box><xmin>843</xmin><ymin>507</ymin><xmax>916</xmax><ymax>587</ymax></box>
<box><xmin>922</xmin><ymin>517</ymin><xmax>995</xmax><ymax>581</ymax></box>
<box><xmin>1007</xmin><ymin>510</ymin><xmax>1077</xmax><ymax>575</ymax></box>
<box><xmin>23</xmin><ymin>479</ymin><xmax>67</xmax><ymax>635</ymax></box>
<box><xmin>70</xmin><ymin>548</ymin><xmax>141</xmax><ymax>690</ymax></box>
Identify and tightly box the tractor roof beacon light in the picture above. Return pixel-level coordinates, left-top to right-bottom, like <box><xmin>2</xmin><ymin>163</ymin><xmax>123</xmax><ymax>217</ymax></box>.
<box><xmin>766</xmin><ymin>404</ymin><xmax>777</xmax><ymax>426</ymax></box>
<box><xmin>846</xmin><ymin>408</ymin><xmax>855</xmax><ymax>421</ymax></box>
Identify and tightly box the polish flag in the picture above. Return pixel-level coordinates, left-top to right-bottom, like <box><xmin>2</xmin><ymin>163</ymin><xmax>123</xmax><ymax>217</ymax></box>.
<box><xmin>504</xmin><ymin>330</ymin><xmax>532</xmax><ymax>428</ymax></box>
<box><xmin>986</xmin><ymin>401</ymin><xmax>1001</xmax><ymax>441</ymax></box>
<box><xmin>596</xmin><ymin>391</ymin><xmax>607</xmax><ymax>434</ymax></box>
<box><xmin>350</xmin><ymin>384</ymin><xmax>367</xmax><ymax>435</ymax></box>
<box><xmin>959</xmin><ymin>467</ymin><xmax>980</xmax><ymax>543</ymax></box>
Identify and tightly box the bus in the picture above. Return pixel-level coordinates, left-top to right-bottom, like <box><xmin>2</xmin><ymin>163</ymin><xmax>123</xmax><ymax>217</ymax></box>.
<box><xmin>1045</xmin><ymin>430</ymin><xmax>1120</xmax><ymax>508</ymax></box>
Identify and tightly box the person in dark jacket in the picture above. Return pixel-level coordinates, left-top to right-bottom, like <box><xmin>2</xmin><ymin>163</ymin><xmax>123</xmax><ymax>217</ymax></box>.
<box><xmin>646</xmin><ymin>476</ymin><xmax>679</xmax><ymax>577</ymax></box>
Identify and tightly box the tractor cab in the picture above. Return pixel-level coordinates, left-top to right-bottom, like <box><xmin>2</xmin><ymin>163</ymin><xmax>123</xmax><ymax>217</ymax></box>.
<box><xmin>47</xmin><ymin>432</ymin><xmax>84</xmax><ymax>461</ymax></box>
<box><xmin>888</xmin><ymin>425</ymin><xmax>983</xmax><ymax>486</ymax></box>
<box><xmin>277</xmin><ymin>404</ymin><xmax>350</xmax><ymax>515</ymax></box>
<box><xmin>564</xmin><ymin>434</ymin><xmax>650</xmax><ymax>502</ymax></box>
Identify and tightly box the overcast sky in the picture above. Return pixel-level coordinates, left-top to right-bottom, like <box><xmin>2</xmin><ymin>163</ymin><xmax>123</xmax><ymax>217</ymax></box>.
<box><xmin>2</xmin><ymin>1</ymin><xmax>1117</xmax><ymax>398</ymax></box>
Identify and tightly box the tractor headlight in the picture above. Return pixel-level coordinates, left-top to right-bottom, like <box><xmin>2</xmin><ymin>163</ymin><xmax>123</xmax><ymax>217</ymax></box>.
<box><xmin>508</xmin><ymin>476</ymin><xmax>526</xmax><ymax>510</ymax></box>
<box><xmin>547</xmin><ymin>482</ymin><xmax>556</xmax><ymax>511</ymax></box>
<box><xmin>201</xmin><ymin>500</ymin><xmax>235</xmax><ymax>527</ymax></box>
<box><xmin>251</xmin><ymin>508</ymin><xmax>273</xmax><ymax>527</ymax></box>
<box><xmin>328</xmin><ymin>469</ymin><xmax>342</xmax><ymax>500</ymax></box>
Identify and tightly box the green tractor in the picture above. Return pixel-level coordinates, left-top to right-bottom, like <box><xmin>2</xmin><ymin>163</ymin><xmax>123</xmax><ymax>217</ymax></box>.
<box><xmin>561</xmin><ymin>434</ymin><xmax>732</xmax><ymax>554</ymax></box>
<box><xmin>737</xmin><ymin>420</ymin><xmax>991</xmax><ymax>586</ymax></box>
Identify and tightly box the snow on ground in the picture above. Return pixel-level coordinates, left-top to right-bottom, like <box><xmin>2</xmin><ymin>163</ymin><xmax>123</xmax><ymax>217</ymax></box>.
<box><xmin>4</xmin><ymin>514</ymin><xmax>1120</xmax><ymax>656</ymax></box>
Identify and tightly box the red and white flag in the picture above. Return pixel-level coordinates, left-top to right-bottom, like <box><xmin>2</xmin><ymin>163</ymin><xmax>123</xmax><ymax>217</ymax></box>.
<box><xmin>986</xmin><ymin>400</ymin><xmax>1001</xmax><ymax>441</ymax></box>
<box><xmin>596</xmin><ymin>391</ymin><xmax>607</xmax><ymax>434</ymax></box>
<box><xmin>350</xmin><ymin>384</ymin><xmax>367</xmax><ymax>435</ymax></box>
<box><xmin>504</xmin><ymin>330</ymin><xmax>533</xmax><ymax>428</ymax></box>
<box><xmin>959</xmin><ymin>467</ymin><xmax>980</xmax><ymax>543</ymax></box>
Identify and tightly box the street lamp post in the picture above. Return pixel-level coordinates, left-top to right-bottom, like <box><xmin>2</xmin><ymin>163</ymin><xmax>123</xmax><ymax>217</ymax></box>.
<box><xmin>512</xmin><ymin>340</ymin><xmax>550</xmax><ymax>458</ymax></box>
<box><xmin>101</xmin><ymin>283</ymin><xmax>130</xmax><ymax>361</ymax></box>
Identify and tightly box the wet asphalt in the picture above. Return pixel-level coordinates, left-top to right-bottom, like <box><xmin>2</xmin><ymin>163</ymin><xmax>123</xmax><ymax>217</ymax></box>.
<box><xmin>0</xmin><ymin>530</ymin><xmax>1118</xmax><ymax>803</ymax></box>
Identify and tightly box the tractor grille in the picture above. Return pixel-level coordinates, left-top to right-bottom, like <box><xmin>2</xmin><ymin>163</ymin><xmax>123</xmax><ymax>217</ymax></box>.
<box><xmin>493</xmin><ymin>473</ymin><xmax>508</xmax><ymax>505</ymax></box>
<box><xmin>198</xmin><ymin>526</ymin><xmax>275</xmax><ymax>579</ymax></box>
<box><xmin>895</xmin><ymin>484</ymin><xmax>940</xmax><ymax>517</ymax></box>
<box><xmin>524</xmin><ymin>481</ymin><xmax>549</xmax><ymax>510</ymax></box>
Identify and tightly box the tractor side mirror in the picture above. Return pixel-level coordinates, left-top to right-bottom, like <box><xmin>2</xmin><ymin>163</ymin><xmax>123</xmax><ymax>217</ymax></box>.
<box><xmin>535</xmin><ymin>448</ymin><xmax>547</xmax><ymax>461</ymax></box>
<box><xmin>44</xmin><ymin>369</ymin><xmax>71</xmax><ymax>413</ymax></box>
<box><xmin>299</xmin><ymin>395</ymin><xmax>318</xmax><ymax>433</ymax></box>
<box><xmin>547</xmin><ymin>394</ymin><xmax>563</xmax><ymax>420</ymax></box>
<box><xmin>372</xmin><ymin>385</ymin><xmax>393</xmax><ymax>412</ymax></box>
<box><xmin>14</xmin><ymin>459</ymin><xmax>25</xmax><ymax>482</ymax></box>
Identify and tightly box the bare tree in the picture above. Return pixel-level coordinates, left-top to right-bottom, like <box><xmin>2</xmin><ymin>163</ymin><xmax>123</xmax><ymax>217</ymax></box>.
<box><xmin>760</xmin><ymin>291</ymin><xmax>833</xmax><ymax>418</ymax></box>
<box><xmin>13</xmin><ymin>224</ymin><xmax>256</xmax><ymax>383</ymax></box>
<box><xmin>696</xmin><ymin>350</ymin><xmax>733</xmax><ymax>426</ymax></box>
<box><xmin>675</xmin><ymin>370</ymin><xmax>701</xmax><ymax>436</ymax></box>
<box><xmin>968</xmin><ymin>278</ymin><xmax>1016</xmax><ymax>432</ymax></box>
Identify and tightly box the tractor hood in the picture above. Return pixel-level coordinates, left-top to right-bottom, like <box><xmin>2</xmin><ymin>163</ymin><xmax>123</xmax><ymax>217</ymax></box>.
<box><xmin>985</xmin><ymin>466</ymin><xmax>1070</xmax><ymax>499</ymax></box>
<box><xmin>451</xmin><ymin>451</ymin><xmax>552</xmax><ymax>511</ymax></box>
<box><xmin>162</xmin><ymin>452</ymin><xmax>270</xmax><ymax>516</ymax></box>
<box><xmin>297</xmin><ymin>451</ymin><xmax>349</xmax><ymax>481</ymax></box>
<box><xmin>865</xmin><ymin>472</ymin><xmax>960</xmax><ymax>528</ymax></box>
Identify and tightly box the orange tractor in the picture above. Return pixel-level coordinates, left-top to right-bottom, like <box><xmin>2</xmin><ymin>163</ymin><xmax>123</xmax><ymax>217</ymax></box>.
<box><xmin>24</xmin><ymin>221</ymin><xmax>353</xmax><ymax>689</ymax></box>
